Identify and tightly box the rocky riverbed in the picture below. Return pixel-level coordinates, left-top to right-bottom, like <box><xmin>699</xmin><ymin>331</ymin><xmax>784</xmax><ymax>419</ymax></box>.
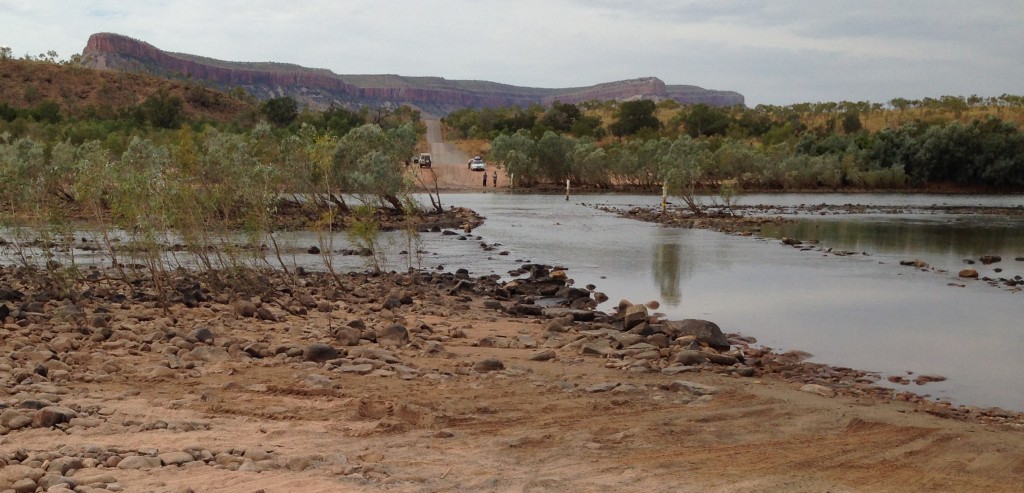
<box><xmin>1</xmin><ymin>263</ymin><xmax>1023</xmax><ymax>492</ymax></box>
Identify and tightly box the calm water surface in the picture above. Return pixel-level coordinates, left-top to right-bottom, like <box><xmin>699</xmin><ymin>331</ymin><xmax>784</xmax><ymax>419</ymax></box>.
<box><xmin>435</xmin><ymin>193</ymin><xmax>1024</xmax><ymax>411</ymax></box>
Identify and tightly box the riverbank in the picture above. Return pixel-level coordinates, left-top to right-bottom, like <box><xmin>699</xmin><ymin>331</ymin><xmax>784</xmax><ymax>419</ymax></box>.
<box><xmin>1</xmin><ymin>264</ymin><xmax>1022</xmax><ymax>492</ymax></box>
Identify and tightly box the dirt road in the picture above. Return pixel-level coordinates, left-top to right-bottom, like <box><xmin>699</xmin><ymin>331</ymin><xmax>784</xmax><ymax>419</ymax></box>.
<box><xmin>415</xmin><ymin>119</ymin><xmax>507</xmax><ymax>191</ymax></box>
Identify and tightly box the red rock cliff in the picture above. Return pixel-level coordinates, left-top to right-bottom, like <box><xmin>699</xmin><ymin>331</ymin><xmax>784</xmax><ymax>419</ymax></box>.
<box><xmin>82</xmin><ymin>33</ymin><xmax>744</xmax><ymax>114</ymax></box>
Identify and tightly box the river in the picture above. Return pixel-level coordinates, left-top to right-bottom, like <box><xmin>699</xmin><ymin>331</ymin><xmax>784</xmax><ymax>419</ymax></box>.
<box><xmin>426</xmin><ymin>192</ymin><xmax>1024</xmax><ymax>412</ymax></box>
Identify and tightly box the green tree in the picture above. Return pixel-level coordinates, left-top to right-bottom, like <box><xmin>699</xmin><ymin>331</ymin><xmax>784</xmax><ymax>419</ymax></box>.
<box><xmin>260</xmin><ymin>96</ymin><xmax>299</xmax><ymax>126</ymax></box>
<box><xmin>610</xmin><ymin>99</ymin><xmax>661</xmax><ymax>137</ymax></box>
<box><xmin>140</xmin><ymin>90</ymin><xmax>184</xmax><ymax>129</ymax></box>
<box><xmin>682</xmin><ymin>104</ymin><xmax>731</xmax><ymax>137</ymax></box>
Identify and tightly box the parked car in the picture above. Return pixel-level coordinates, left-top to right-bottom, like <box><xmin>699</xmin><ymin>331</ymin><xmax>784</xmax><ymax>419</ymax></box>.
<box><xmin>417</xmin><ymin>153</ymin><xmax>432</xmax><ymax>168</ymax></box>
<box><xmin>468</xmin><ymin>156</ymin><xmax>486</xmax><ymax>171</ymax></box>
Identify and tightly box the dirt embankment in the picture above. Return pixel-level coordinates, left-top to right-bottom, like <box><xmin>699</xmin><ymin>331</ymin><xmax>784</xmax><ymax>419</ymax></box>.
<box><xmin>1</xmin><ymin>263</ymin><xmax>1022</xmax><ymax>493</ymax></box>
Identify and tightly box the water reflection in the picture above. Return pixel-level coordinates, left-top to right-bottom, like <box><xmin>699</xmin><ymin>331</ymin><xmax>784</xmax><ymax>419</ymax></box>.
<box><xmin>759</xmin><ymin>216</ymin><xmax>1024</xmax><ymax>268</ymax></box>
<box><xmin>652</xmin><ymin>242</ymin><xmax>684</xmax><ymax>306</ymax></box>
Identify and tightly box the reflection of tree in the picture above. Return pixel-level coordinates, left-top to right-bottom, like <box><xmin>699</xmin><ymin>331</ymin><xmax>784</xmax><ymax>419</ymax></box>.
<box><xmin>651</xmin><ymin>241</ymin><xmax>694</xmax><ymax>308</ymax></box>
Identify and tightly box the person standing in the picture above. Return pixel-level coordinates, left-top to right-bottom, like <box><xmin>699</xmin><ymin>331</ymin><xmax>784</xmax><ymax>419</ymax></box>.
<box><xmin>492</xmin><ymin>170</ymin><xmax>498</xmax><ymax>187</ymax></box>
<box><xmin>483</xmin><ymin>172</ymin><xmax>488</xmax><ymax>187</ymax></box>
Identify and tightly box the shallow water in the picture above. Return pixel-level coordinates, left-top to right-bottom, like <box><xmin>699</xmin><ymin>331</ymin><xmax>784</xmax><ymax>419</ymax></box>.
<box><xmin>435</xmin><ymin>193</ymin><xmax>1024</xmax><ymax>411</ymax></box>
<box><xmin>5</xmin><ymin>192</ymin><xmax>1022</xmax><ymax>411</ymax></box>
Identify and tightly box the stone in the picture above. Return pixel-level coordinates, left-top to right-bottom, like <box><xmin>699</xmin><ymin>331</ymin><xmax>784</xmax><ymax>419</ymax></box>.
<box><xmin>234</xmin><ymin>300</ymin><xmax>258</xmax><ymax>317</ymax></box>
<box><xmin>0</xmin><ymin>465</ymin><xmax>42</xmax><ymax>490</ymax></box>
<box><xmin>37</xmin><ymin>473</ymin><xmax>76</xmax><ymax>491</ymax></box>
<box><xmin>663</xmin><ymin>319</ymin><xmax>731</xmax><ymax>350</ymax></box>
<box><xmin>979</xmin><ymin>255</ymin><xmax>1001</xmax><ymax>265</ymax></box>
<box><xmin>303</xmin><ymin>343</ymin><xmax>340</xmax><ymax>363</ymax></box>
<box><xmin>541</xmin><ymin>307</ymin><xmax>595</xmax><ymax>322</ymax></box>
<box><xmin>116</xmin><ymin>455</ymin><xmax>162</xmax><ymax>470</ymax></box>
<box><xmin>474</xmin><ymin>358</ymin><xmax>505</xmax><ymax>373</ymax></box>
<box><xmin>10</xmin><ymin>478</ymin><xmax>36</xmax><ymax>493</ymax></box>
<box><xmin>333</xmin><ymin>326</ymin><xmax>362</xmax><ymax>346</ymax></box>
<box><xmin>706</xmin><ymin>353</ymin><xmax>738</xmax><ymax>366</ymax></box>
<box><xmin>32</xmin><ymin>406</ymin><xmax>77</xmax><ymax>428</ymax></box>
<box><xmin>243</xmin><ymin>448</ymin><xmax>271</xmax><ymax>461</ymax></box>
<box><xmin>622</xmin><ymin>304</ymin><xmax>648</xmax><ymax>330</ymax></box>
<box><xmin>661</xmin><ymin>365</ymin><xmax>699</xmax><ymax>375</ymax></box>
<box><xmin>46</xmin><ymin>457</ymin><xmax>83</xmax><ymax>475</ymax></box>
<box><xmin>185</xmin><ymin>346</ymin><xmax>230</xmax><ymax>362</ymax></box>
<box><xmin>376</xmin><ymin>324</ymin><xmax>410</xmax><ymax>347</ymax></box>
<box><xmin>800</xmin><ymin>384</ymin><xmax>836</xmax><ymax>397</ymax></box>
<box><xmin>159</xmin><ymin>451</ymin><xmax>195</xmax><ymax>466</ymax></box>
<box><xmin>336</xmin><ymin>364</ymin><xmax>374</xmax><ymax>375</ymax></box>
<box><xmin>668</xmin><ymin>350</ymin><xmax>708</xmax><ymax>366</ymax></box>
<box><xmin>669</xmin><ymin>380</ymin><xmax>720</xmax><ymax>396</ymax></box>
<box><xmin>256</xmin><ymin>306</ymin><xmax>277</xmax><ymax>322</ymax></box>
<box><xmin>586</xmin><ymin>382</ymin><xmax>619</xmax><ymax>393</ymax></box>
<box><xmin>149</xmin><ymin>366</ymin><xmax>176</xmax><ymax>378</ymax></box>
<box><xmin>958</xmin><ymin>269</ymin><xmax>979</xmax><ymax>279</ymax></box>
<box><xmin>190</xmin><ymin>327</ymin><xmax>215</xmax><ymax>344</ymax></box>
<box><xmin>580</xmin><ymin>341</ymin><xmax>614</xmax><ymax>356</ymax></box>
<box><xmin>529</xmin><ymin>350</ymin><xmax>556</xmax><ymax>361</ymax></box>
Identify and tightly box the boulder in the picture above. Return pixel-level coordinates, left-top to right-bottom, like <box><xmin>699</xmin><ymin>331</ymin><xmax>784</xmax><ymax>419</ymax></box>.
<box><xmin>234</xmin><ymin>300</ymin><xmax>257</xmax><ymax>317</ymax></box>
<box><xmin>958</xmin><ymin>269</ymin><xmax>979</xmax><ymax>279</ymax></box>
<box><xmin>663</xmin><ymin>319</ymin><xmax>730</xmax><ymax>350</ymax></box>
<box><xmin>668</xmin><ymin>350</ymin><xmax>708</xmax><ymax>366</ymax></box>
<box><xmin>158</xmin><ymin>451</ymin><xmax>196</xmax><ymax>466</ymax></box>
<box><xmin>32</xmin><ymin>406</ymin><xmax>77</xmax><ymax>428</ymax></box>
<box><xmin>333</xmin><ymin>326</ymin><xmax>362</xmax><ymax>346</ymax></box>
<box><xmin>46</xmin><ymin>457</ymin><xmax>83</xmax><ymax>475</ymax></box>
<box><xmin>116</xmin><ymin>455</ymin><xmax>162</xmax><ymax>470</ymax></box>
<box><xmin>979</xmin><ymin>255</ymin><xmax>1001</xmax><ymax>265</ymax></box>
<box><xmin>474</xmin><ymin>358</ymin><xmax>505</xmax><ymax>373</ymax></box>
<box><xmin>376</xmin><ymin>324</ymin><xmax>410</xmax><ymax>347</ymax></box>
<box><xmin>622</xmin><ymin>304</ymin><xmax>648</xmax><ymax>330</ymax></box>
<box><xmin>303</xmin><ymin>343</ymin><xmax>340</xmax><ymax>363</ymax></box>
<box><xmin>541</xmin><ymin>307</ymin><xmax>596</xmax><ymax>322</ymax></box>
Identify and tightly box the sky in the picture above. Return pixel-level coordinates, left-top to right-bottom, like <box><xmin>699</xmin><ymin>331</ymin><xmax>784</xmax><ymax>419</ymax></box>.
<box><xmin>2</xmin><ymin>0</ymin><xmax>1022</xmax><ymax>106</ymax></box>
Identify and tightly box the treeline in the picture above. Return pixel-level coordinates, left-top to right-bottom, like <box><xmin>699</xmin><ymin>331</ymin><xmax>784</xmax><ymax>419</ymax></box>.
<box><xmin>449</xmin><ymin>96</ymin><xmax>1024</xmax><ymax>190</ymax></box>
<box><xmin>0</xmin><ymin>120</ymin><xmax>426</xmax><ymax>295</ymax></box>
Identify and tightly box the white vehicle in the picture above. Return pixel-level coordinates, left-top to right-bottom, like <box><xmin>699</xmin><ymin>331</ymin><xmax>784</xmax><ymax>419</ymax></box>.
<box><xmin>468</xmin><ymin>156</ymin><xmax>486</xmax><ymax>171</ymax></box>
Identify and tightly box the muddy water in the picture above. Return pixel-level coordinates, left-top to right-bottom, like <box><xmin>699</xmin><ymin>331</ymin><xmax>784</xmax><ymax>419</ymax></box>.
<box><xmin>431</xmin><ymin>193</ymin><xmax>1024</xmax><ymax>411</ymax></box>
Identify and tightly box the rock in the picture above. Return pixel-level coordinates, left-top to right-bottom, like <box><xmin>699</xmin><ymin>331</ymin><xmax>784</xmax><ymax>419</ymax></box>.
<box><xmin>914</xmin><ymin>374</ymin><xmax>947</xmax><ymax>385</ymax></box>
<box><xmin>474</xmin><ymin>358</ymin><xmax>505</xmax><ymax>373</ymax></box>
<box><xmin>243</xmin><ymin>448</ymin><xmax>271</xmax><ymax>461</ymax></box>
<box><xmin>116</xmin><ymin>455</ymin><xmax>162</xmax><ymax>470</ymax></box>
<box><xmin>333</xmin><ymin>326</ymin><xmax>362</xmax><ymax>346</ymax></box>
<box><xmin>663</xmin><ymin>319</ymin><xmax>730</xmax><ymax>350</ymax></box>
<box><xmin>303</xmin><ymin>343</ymin><xmax>340</xmax><ymax>363</ymax></box>
<box><xmin>706</xmin><ymin>353</ymin><xmax>738</xmax><ymax>366</ymax></box>
<box><xmin>622</xmin><ymin>304</ymin><xmax>648</xmax><ymax>329</ymax></box>
<box><xmin>529</xmin><ymin>350</ymin><xmax>556</xmax><ymax>361</ymax></box>
<box><xmin>32</xmin><ymin>406</ymin><xmax>77</xmax><ymax>428</ymax></box>
<box><xmin>234</xmin><ymin>300</ymin><xmax>258</xmax><ymax>317</ymax></box>
<box><xmin>586</xmin><ymin>382</ymin><xmax>619</xmax><ymax>393</ymax></box>
<box><xmin>10</xmin><ymin>478</ymin><xmax>36</xmax><ymax>493</ymax></box>
<box><xmin>661</xmin><ymin>365</ymin><xmax>699</xmax><ymax>375</ymax></box>
<box><xmin>376</xmin><ymin>324</ymin><xmax>410</xmax><ymax>347</ymax></box>
<box><xmin>159</xmin><ymin>451</ymin><xmax>196</xmax><ymax>466</ymax></box>
<box><xmin>46</xmin><ymin>457</ymin><xmax>83</xmax><ymax>475</ymax></box>
<box><xmin>190</xmin><ymin>327</ymin><xmax>215</xmax><ymax>344</ymax></box>
<box><xmin>149</xmin><ymin>366</ymin><xmax>177</xmax><ymax>379</ymax></box>
<box><xmin>0</xmin><ymin>467</ymin><xmax>36</xmax><ymax>490</ymax></box>
<box><xmin>669</xmin><ymin>380</ymin><xmax>720</xmax><ymax>396</ymax></box>
<box><xmin>800</xmin><ymin>384</ymin><xmax>836</xmax><ymax>397</ymax></box>
<box><xmin>37</xmin><ymin>473</ymin><xmax>76</xmax><ymax>491</ymax></box>
<box><xmin>256</xmin><ymin>306</ymin><xmax>278</xmax><ymax>322</ymax></box>
<box><xmin>580</xmin><ymin>341</ymin><xmax>614</xmax><ymax>356</ymax></box>
<box><xmin>336</xmin><ymin>364</ymin><xmax>374</xmax><ymax>375</ymax></box>
<box><xmin>541</xmin><ymin>307</ymin><xmax>595</xmax><ymax>322</ymax></box>
<box><xmin>979</xmin><ymin>255</ymin><xmax>1001</xmax><ymax>265</ymax></box>
<box><xmin>958</xmin><ymin>269</ymin><xmax>979</xmax><ymax>279</ymax></box>
<box><xmin>668</xmin><ymin>350</ymin><xmax>708</xmax><ymax>366</ymax></box>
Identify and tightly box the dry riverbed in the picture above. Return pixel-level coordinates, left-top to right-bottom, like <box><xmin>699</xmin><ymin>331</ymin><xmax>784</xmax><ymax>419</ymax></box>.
<box><xmin>1</xmin><ymin>263</ymin><xmax>1023</xmax><ymax>493</ymax></box>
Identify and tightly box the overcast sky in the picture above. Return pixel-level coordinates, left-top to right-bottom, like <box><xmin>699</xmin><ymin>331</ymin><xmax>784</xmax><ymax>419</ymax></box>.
<box><xmin>2</xmin><ymin>1</ymin><xmax>1022</xmax><ymax>106</ymax></box>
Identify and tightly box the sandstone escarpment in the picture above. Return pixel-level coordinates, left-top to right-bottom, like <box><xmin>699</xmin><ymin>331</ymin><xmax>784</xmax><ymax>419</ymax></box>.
<box><xmin>81</xmin><ymin>33</ymin><xmax>744</xmax><ymax>114</ymax></box>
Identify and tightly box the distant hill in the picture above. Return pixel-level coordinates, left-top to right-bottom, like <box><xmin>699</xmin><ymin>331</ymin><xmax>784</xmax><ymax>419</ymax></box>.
<box><xmin>80</xmin><ymin>33</ymin><xmax>745</xmax><ymax>115</ymax></box>
<box><xmin>0</xmin><ymin>57</ymin><xmax>249</xmax><ymax>122</ymax></box>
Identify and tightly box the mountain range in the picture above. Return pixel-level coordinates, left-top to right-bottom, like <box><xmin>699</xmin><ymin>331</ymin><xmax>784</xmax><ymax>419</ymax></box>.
<box><xmin>80</xmin><ymin>33</ymin><xmax>744</xmax><ymax>115</ymax></box>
